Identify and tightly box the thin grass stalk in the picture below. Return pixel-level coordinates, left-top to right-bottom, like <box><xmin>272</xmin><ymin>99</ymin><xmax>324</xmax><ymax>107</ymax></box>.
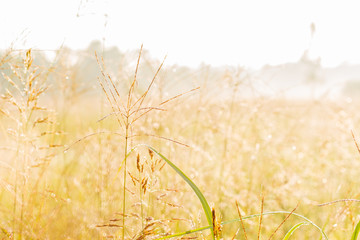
<box><xmin>95</xmin><ymin>53</ymin><xmax>124</xmax><ymax>128</ymax></box>
<box><xmin>122</xmin><ymin>118</ymin><xmax>129</xmax><ymax>240</ymax></box>
<box><xmin>18</xmin><ymin>51</ymin><xmax>31</xmax><ymax>239</ymax></box>
<box><xmin>137</xmin><ymin>153</ymin><xmax>144</xmax><ymax>230</ymax></box>
<box><xmin>103</xmin><ymin>76</ymin><xmax>124</xmax><ymax>127</ymax></box>
<box><xmin>258</xmin><ymin>194</ymin><xmax>264</xmax><ymax>240</ymax></box>
<box><xmin>140</xmin><ymin>177</ymin><xmax>144</xmax><ymax>230</ymax></box>
<box><xmin>105</xmin><ymin>71</ymin><xmax>125</xmax><ymax>119</ymax></box>
<box><xmin>97</xmin><ymin>91</ymin><xmax>105</xmax><ymax>240</ymax></box>
<box><xmin>318</xmin><ymin>199</ymin><xmax>360</xmax><ymax>207</ymax></box>
<box><xmin>131</xmin><ymin>56</ymin><xmax>166</xmax><ymax>116</ymax></box>
<box><xmin>130</xmin><ymin>87</ymin><xmax>199</xmax><ymax>125</ymax></box>
<box><xmin>351</xmin><ymin>130</ymin><xmax>360</xmax><ymax>155</ymax></box>
<box><xmin>98</xmin><ymin>79</ymin><xmax>123</xmax><ymax>128</ymax></box>
<box><xmin>235</xmin><ymin>201</ymin><xmax>248</xmax><ymax>240</ymax></box>
<box><xmin>13</xmin><ymin>145</ymin><xmax>20</xmax><ymax>238</ymax></box>
<box><xmin>218</xmin><ymin>82</ymin><xmax>239</xmax><ymax>206</ymax></box>
<box><xmin>268</xmin><ymin>203</ymin><xmax>299</xmax><ymax>240</ymax></box>
<box><xmin>127</xmin><ymin>44</ymin><xmax>143</xmax><ymax>110</ymax></box>
<box><xmin>231</xmin><ymin>227</ymin><xmax>240</xmax><ymax>240</ymax></box>
<box><xmin>156</xmin><ymin>211</ymin><xmax>328</xmax><ymax>240</ymax></box>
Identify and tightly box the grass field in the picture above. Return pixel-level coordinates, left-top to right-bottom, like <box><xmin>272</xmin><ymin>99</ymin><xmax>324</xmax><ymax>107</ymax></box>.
<box><xmin>1</xmin><ymin>48</ymin><xmax>360</xmax><ymax>239</ymax></box>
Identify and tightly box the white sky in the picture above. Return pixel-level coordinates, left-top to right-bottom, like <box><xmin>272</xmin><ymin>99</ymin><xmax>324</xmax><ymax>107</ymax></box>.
<box><xmin>2</xmin><ymin>0</ymin><xmax>360</xmax><ymax>68</ymax></box>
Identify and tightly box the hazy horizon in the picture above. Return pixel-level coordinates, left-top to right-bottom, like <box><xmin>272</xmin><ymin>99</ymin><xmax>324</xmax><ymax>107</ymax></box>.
<box><xmin>3</xmin><ymin>0</ymin><xmax>360</xmax><ymax>69</ymax></box>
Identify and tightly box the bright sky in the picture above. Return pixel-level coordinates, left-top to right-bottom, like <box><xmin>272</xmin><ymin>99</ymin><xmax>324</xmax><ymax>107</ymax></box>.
<box><xmin>2</xmin><ymin>0</ymin><xmax>360</xmax><ymax>68</ymax></box>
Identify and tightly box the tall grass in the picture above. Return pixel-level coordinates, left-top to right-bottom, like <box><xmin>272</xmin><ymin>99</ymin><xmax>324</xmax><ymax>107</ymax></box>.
<box><xmin>0</xmin><ymin>49</ymin><xmax>62</xmax><ymax>239</ymax></box>
<box><xmin>0</xmin><ymin>47</ymin><xmax>360</xmax><ymax>239</ymax></box>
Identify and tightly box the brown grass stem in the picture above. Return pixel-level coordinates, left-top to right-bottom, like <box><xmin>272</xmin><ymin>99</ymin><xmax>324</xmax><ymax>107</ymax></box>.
<box><xmin>235</xmin><ymin>201</ymin><xmax>248</xmax><ymax>240</ymax></box>
<box><xmin>258</xmin><ymin>194</ymin><xmax>264</xmax><ymax>240</ymax></box>
<box><xmin>268</xmin><ymin>203</ymin><xmax>299</xmax><ymax>240</ymax></box>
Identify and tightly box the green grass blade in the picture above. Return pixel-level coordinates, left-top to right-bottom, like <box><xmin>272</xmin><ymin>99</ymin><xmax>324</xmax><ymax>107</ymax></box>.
<box><xmin>156</xmin><ymin>226</ymin><xmax>210</xmax><ymax>239</ymax></box>
<box><xmin>351</xmin><ymin>220</ymin><xmax>360</xmax><ymax>240</ymax></box>
<box><xmin>282</xmin><ymin>222</ymin><xmax>309</xmax><ymax>240</ymax></box>
<box><xmin>156</xmin><ymin>211</ymin><xmax>325</xmax><ymax>240</ymax></box>
<box><xmin>222</xmin><ymin>211</ymin><xmax>328</xmax><ymax>240</ymax></box>
<box><xmin>140</xmin><ymin>144</ymin><xmax>214</xmax><ymax>239</ymax></box>
<box><xmin>120</xmin><ymin>145</ymin><xmax>328</xmax><ymax>240</ymax></box>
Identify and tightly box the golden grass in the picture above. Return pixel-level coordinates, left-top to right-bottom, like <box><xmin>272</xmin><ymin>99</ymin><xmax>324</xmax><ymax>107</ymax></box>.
<box><xmin>0</xmin><ymin>48</ymin><xmax>360</xmax><ymax>239</ymax></box>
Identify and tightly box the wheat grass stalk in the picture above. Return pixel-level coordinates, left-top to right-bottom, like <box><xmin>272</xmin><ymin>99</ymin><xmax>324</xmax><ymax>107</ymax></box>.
<box><xmin>95</xmin><ymin>45</ymin><xmax>199</xmax><ymax>239</ymax></box>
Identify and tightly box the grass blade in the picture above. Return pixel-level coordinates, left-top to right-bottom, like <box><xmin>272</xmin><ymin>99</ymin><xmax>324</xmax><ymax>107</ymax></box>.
<box><xmin>282</xmin><ymin>222</ymin><xmax>309</xmax><ymax>240</ymax></box>
<box><xmin>222</xmin><ymin>211</ymin><xmax>328</xmax><ymax>240</ymax></box>
<box><xmin>126</xmin><ymin>145</ymin><xmax>328</xmax><ymax>240</ymax></box>
<box><xmin>351</xmin><ymin>220</ymin><xmax>360</xmax><ymax>240</ymax></box>
<box><xmin>156</xmin><ymin>211</ymin><xmax>323</xmax><ymax>240</ymax></box>
<box><xmin>156</xmin><ymin>226</ymin><xmax>210</xmax><ymax>239</ymax></box>
<box><xmin>145</xmin><ymin>145</ymin><xmax>214</xmax><ymax>239</ymax></box>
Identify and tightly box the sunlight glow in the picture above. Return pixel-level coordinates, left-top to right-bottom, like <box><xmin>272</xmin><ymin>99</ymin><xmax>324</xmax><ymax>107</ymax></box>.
<box><xmin>2</xmin><ymin>0</ymin><xmax>360</xmax><ymax>68</ymax></box>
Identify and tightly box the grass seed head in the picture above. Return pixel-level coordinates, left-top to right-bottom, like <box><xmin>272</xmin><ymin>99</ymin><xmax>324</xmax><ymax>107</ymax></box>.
<box><xmin>137</xmin><ymin>153</ymin><xmax>141</xmax><ymax>172</ymax></box>
<box><xmin>148</xmin><ymin>149</ymin><xmax>154</xmax><ymax>159</ymax></box>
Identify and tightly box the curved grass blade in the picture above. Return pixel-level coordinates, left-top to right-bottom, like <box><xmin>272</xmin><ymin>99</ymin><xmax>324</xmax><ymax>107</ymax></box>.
<box><xmin>351</xmin><ymin>220</ymin><xmax>360</xmax><ymax>240</ymax></box>
<box><xmin>126</xmin><ymin>145</ymin><xmax>326</xmax><ymax>240</ymax></box>
<box><xmin>157</xmin><ymin>226</ymin><xmax>210</xmax><ymax>240</ymax></box>
<box><xmin>224</xmin><ymin>211</ymin><xmax>328</xmax><ymax>240</ymax></box>
<box><xmin>282</xmin><ymin>222</ymin><xmax>309</xmax><ymax>240</ymax></box>
<box><xmin>132</xmin><ymin>144</ymin><xmax>214</xmax><ymax>239</ymax></box>
<box><xmin>157</xmin><ymin>211</ymin><xmax>327</xmax><ymax>240</ymax></box>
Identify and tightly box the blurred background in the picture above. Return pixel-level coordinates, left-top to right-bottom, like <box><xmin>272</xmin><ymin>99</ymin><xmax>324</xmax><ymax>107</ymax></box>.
<box><xmin>2</xmin><ymin>0</ymin><xmax>360</xmax><ymax>100</ymax></box>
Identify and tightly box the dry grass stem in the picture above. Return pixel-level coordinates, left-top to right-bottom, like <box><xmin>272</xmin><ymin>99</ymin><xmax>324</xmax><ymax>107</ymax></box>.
<box><xmin>268</xmin><ymin>203</ymin><xmax>299</xmax><ymax>240</ymax></box>
<box><xmin>351</xmin><ymin>130</ymin><xmax>360</xmax><ymax>155</ymax></box>
<box><xmin>258</xmin><ymin>194</ymin><xmax>264</xmax><ymax>240</ymax></box>
<box><xmin>235</xmin><ymin>200</ymin><xmax>248</xmax><ymax>240</ymax></box>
